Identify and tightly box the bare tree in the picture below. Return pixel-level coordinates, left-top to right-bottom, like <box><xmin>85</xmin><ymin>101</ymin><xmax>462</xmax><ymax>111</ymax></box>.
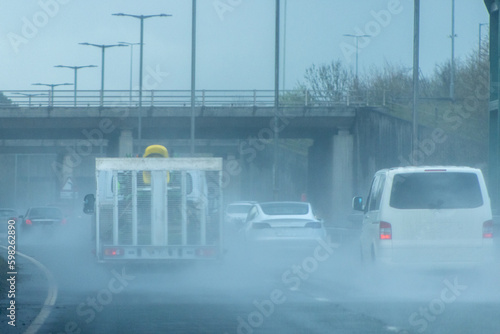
<box><xmin>302</xmin><ymin>60</ymin><xmax>354</xmax><ymax>104</ymax></box>
<box><xmin>363</xmin><ymin>62</ymin><xmax>414</xmax><ymax>106</ymax></box>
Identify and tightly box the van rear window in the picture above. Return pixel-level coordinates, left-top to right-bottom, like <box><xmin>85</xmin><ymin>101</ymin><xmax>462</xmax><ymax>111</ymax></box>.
<box><xmin>389</xmin><ymin>172</ymin><xmax>483</xmax><ymax>209</ymax></box>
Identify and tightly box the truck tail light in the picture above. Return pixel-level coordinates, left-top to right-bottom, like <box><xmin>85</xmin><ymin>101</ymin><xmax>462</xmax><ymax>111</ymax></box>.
<box><xmin>196</xmin><ymin>247</ymin><xmax>217</xmax><ymax>258</ymax></box>
<box><xmin>25</xmin><ymin>219</ymin><xmax>32</xmax><ymax>225</ymax></box>
<box><xmin>379</xmin><ymin>221</ymin><xmax>392</xmax><ymax>240</ymax></box>
<box><xmin>483</xmin><ymin>220</ymin><xmax>493</xmax><ymax>238</ymax></box>
<box><xmin>104</xmin><ymin>247</ymin><xmax>124</xmax><ymax>256</ymax></box>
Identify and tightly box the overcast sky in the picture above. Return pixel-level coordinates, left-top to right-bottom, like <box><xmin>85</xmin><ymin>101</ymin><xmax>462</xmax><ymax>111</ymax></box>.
<box><xmin>0</xmin><ymin>0</ymin><xmax>489</xmax><ymax>92</ymax></box>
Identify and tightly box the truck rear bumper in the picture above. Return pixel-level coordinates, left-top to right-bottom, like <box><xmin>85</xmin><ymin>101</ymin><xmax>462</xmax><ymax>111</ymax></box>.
<box><xmin>98</xmin><ymin>245</ymin><xmax>221</xmax><ymax>262</ymax></box>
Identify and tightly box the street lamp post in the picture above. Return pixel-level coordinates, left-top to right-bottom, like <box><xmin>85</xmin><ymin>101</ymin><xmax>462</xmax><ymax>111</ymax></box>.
<box><xmin>118</xmin><ymin>42</ymin><xmax>141</xmax><ymax>104</ymax></box>
<box><xmin>283</xmin><ymin>0</ymin><xmax>287</xmax><ymax>91</ymax></box>
<box><xmin>32</xmin><ymin>82</ymin><xmax>73</xmax><ymax>107</ymax></box>
<box><xmin>12</xmin><ymin>92</ymin><xmax>47</xmax><ymax>108</ymax></box>
<box><xmin>54</xmin><ymin>65</ymin><xmax>97</xmax><ymax>106</ymax></box>
<box><xmin>79</xmin><ymin>43</ymin><xmax>126</xmax><ymax>106</ymax></box>
<box><xmin>343</xmin><ymin>34</ymin><xmax>371</xmax><ymax>81</ymax></box>
<box><xmin>113</xmin><ymin>13</ymin><xmax>172</xmax><ymax>156</ymax></box>
<box><xmin>191</xmin><ymin>1</ymin><xmax>196</xmax><ymax>155</ymax></box>
<box><xmin>450</xmin><ymin>0</ymin><xmax>456</xmax><ymax>101</ymax></box>
<box><xmin>479</xmin><ymin>23</ymin><xmax>488</xmax><ymax>59</ymax></box>
<box><xmin>412</xmin><ymin>0</ymin><xmax>420</xmax><ymax>165</ymax></box>
<box><xmin>273</xmin><ymin>0</ymin><xmax>280</xmax><ymax>200</ymax></box>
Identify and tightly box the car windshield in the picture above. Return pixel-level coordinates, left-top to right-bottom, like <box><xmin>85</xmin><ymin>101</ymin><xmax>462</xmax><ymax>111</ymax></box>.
<box><xmin>260</xmin><ymin>203</ymin><xmax>309</xmax><ymax>215</ymax></box>
<box><xmin>226</xmin><ymin>204</ymin><xmax>252</xmax><ymax>214</ymax></box>
<box><xmin>390</xmin><ymin>172</ymin><xmax>484</xmax><ymax>209</ymax></box>
<box><xmin>29</xmin><ymin>207</ymin><xmax>62</xmax><ymax>219</ymax></box>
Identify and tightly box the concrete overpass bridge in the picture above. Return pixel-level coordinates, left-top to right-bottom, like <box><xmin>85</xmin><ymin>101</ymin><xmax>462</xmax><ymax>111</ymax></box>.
<box><xmin>0</xmin><ymin>88</ymin><xmax>386</xmax><ymax>147</ymax></box>
<box><xmin>0</xmin><ymin>89</ymin><xmax>480</xmax><ymax>222</ymax></box>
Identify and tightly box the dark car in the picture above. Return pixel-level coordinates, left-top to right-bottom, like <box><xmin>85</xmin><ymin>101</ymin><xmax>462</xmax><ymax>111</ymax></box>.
<box><xmin>20</xmin><ymin>206</ymin><xmax>66</xmax><ymax>230</ymax></box>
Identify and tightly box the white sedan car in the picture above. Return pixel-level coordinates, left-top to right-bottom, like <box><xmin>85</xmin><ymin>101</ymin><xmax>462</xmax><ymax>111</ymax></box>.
<box><xmin>242</xmin><ymin>202</ymin><xmax>326</xmax><ymax>247</ymax></box>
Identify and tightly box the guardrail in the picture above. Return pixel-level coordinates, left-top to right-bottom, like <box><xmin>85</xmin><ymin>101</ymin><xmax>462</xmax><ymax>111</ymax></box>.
<box><xmin>0</xmin><ymin>89</ymin><xmax>393</xmax><ymax>108</ymax></box>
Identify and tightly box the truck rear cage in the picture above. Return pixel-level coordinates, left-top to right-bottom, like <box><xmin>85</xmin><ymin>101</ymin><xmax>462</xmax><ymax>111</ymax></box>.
<box><xmin>94</xmin><ymin>157</ymin><xmax>223</xmax><ymax>262</ymax></box>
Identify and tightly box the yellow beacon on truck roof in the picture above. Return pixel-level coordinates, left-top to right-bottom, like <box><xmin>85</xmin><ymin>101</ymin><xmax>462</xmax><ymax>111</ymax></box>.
<box><xmin>144</xmin><ymin>145</ymin><xmax>169</xmax><ymax>158</ymax></box>
<box><xmin>143</xmin><ymin>145</ymin><xmax>169</xmax><ymax>184</ymax></box>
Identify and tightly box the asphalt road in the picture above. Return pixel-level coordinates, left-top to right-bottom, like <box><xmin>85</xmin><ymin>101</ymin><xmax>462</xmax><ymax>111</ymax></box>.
<box><xmin>1</xmin><ymin>218</ymin><xmax>500</xmax><ymax>334</ymax></box>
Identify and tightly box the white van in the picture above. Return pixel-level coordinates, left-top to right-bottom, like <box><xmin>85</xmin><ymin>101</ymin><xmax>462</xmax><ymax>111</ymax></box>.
<box><xmin>352</xmin><ymin>166</ymin><xmax>494</xmax><ymax>266</ymax></box>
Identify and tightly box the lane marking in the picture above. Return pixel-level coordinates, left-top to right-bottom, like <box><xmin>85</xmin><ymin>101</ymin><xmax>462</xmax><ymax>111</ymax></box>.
<box><xmin>0</xmin><ymin>245</ymin><xmax>58</xmax><ymax>334</ymax></box>
<box><xmin>385</xmin><ymin>325</ymin><xmax>409</xmax><ymax>333</ymax></box>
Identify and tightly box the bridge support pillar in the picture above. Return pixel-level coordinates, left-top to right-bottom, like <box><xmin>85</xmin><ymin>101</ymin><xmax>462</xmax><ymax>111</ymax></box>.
<box><xmin>61</xmin><ymin>154</ymin><xmax>74</xmax><ymax>188</ymax></box>
<box><xmin>486</xmin><ymin>0</ymin><xmax>500</xmax><ymax>212</ymax></box>
<box><xmin>331</xmin><ymin>130</ymin><xmax>354</xmax><ymax>224</ymax></box>
<box><xmin>118</xmin><ymin>130</ymin><xmax>134</xmax><ymax>157</ymax></box>
<box><xmin>308</xmin><ymin>136</ymin><xmax>332</xmax><ymax>221</ymax></box>
<box><xmin>308</xmin><ymin>130</ymin><xmax>353</xmax><ymax>224</ymax></box>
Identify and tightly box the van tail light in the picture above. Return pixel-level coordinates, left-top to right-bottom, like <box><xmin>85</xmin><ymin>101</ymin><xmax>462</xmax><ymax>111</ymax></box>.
<box><xmin>25</xmin><ymin>219</ymin><xmax>32</xmax><ymax>225</ymax></box>
<box><xmin>483</xmin><ymin>220</ymin><xmax>493</xmax><ymax>238</ymax></box>
<box><xmin>379</xmin><ymin>221</ymin><xmax>392</xmax><ymax>240</ymax></box>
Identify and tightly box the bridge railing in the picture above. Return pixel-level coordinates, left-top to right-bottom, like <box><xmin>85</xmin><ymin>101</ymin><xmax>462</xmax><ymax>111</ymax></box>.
<box><xmin>0</xmin><ymin>89</ymin><xmax>390</xmax><ymax>108</ymax></box>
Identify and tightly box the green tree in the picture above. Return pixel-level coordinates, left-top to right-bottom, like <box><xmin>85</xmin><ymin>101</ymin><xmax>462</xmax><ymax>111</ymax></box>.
<box><xmin>0</xmin><ymin>92</ymin><xmax>13</xmax><ymax>107</ymax></box>
<box><xmin>279</xmin><ymin>84</ymin><xmax>309</xmax><ymax>106</ymax></box>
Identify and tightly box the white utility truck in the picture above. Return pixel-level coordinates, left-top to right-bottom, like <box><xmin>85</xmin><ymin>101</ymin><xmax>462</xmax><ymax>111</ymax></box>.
<box><xmin>83</xmin><ymin>151</ymin><xmax>223</xmax><ymax>263</ymax></box>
